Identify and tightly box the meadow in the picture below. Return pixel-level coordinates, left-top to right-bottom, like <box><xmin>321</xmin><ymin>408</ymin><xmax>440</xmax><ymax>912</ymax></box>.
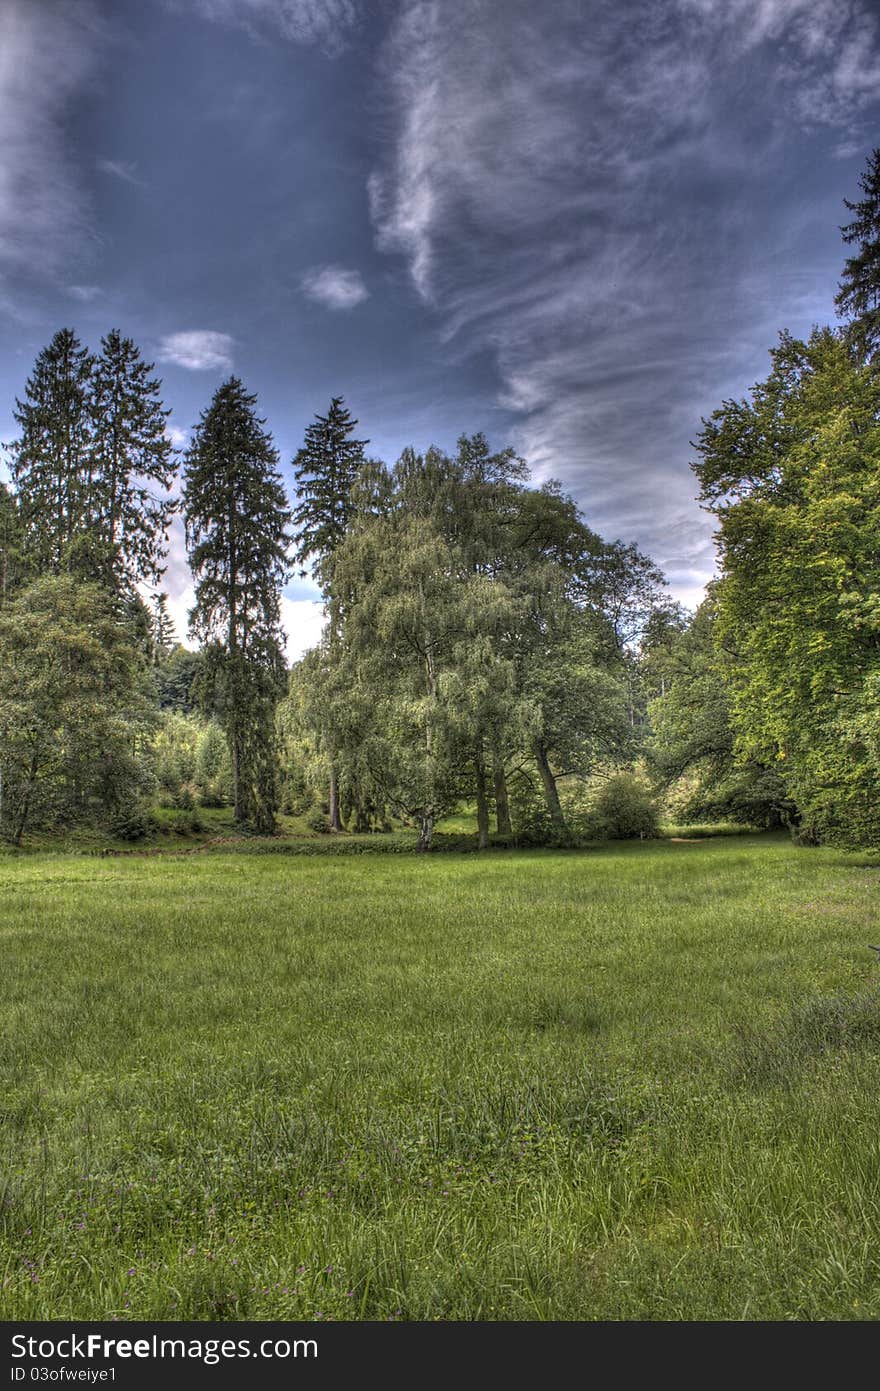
<box><xmin>2</xmin><ymin>833</ymin><xmax>880</xmax><ymax>1321</ymax></box>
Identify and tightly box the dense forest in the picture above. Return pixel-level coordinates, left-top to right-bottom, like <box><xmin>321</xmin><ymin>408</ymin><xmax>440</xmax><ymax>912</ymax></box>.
<box><xmin>2</xmin><ymin>152</ymin><xmax>880</xmax><ymax>852</ymax></box>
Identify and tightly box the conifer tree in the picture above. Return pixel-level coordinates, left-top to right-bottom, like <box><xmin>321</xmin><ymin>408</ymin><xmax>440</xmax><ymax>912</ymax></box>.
<box><xmin>90</xmin><ymin>329</ymin><xmax>176</xmax><ymax>587</ymax></box>
<box><xmin>836</xmin><ymin>147</ymin><xmax>880</xmax><ymax>361</ymax></box>
<box><xmin>291</xmin><ymin>396</ymin><xmax>367</xmax><ymax>829</ymax></box>
<box><xmin>182</xmin><ymin>378</ymin><xmax>291</xmax><ymax>832</ymax></box>
<box><xmin>148</xmin><ymin>591</ymin><xmax>176</xmax><ymax>666</ymax></box>
<box><xmin>292</xmin><ymin>397</ymin><xmax>367</xmax><ymax>589</ymax></box>
<box><xmin>9</xmin><ymin>328</ymin><xmax>95</xmax><ymax>570</ymax></box>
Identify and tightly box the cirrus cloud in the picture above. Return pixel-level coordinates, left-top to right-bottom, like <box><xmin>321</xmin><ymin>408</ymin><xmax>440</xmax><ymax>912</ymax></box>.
<box><xmin>180</xmin><ymin>0</ymin><xmax>360</xmax><ymax>53</ymax></box>
<box><xmin>0</xmin><ymin>0</ymin><xmax>104</xmax><ymax>278</ymax></box>
<box><xmin>369</xmin><ymin>0</ymin><xmax>880</xmax><ymax>604</ymax></box>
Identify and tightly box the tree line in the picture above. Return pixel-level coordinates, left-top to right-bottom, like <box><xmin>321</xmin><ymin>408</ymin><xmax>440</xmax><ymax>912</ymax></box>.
<box><xmin>2</xmin><ymin>148</ymin><xmax>880</xmax><ymax>850</ymax></box>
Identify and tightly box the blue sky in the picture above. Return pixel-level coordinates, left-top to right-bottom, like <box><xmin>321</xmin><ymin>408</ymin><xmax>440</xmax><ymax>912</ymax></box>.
<box><xmin>2</xmin><ymin>0</ymin><xmax>880</xmax><ymax>655</ymax></box>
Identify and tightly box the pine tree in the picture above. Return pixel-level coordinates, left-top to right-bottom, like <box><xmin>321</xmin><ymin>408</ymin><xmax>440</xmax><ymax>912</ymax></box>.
<box><xmin>9</xmin><ymin>328</ymin><xmax>95</xmax><ymax>570</ymax></box>
<box><xmin>182</xmin><ymin>378</ymin><xmax>291</xmax><ymax>831</ymax></box>
<box><xmin>148</xmin><ymin>591</ymin><xmax>176</xmax><ymax>666</ymax></box>
<box><xmin>291</xmin><ymin>397</ymin><xmax>368</xmax><ymax>830</ymax></box>
<box><xmin>836</xmin><ymin>148</ymin><xmax>880</xmax><ymax>361</ymax></box>
<box><xmin>90</xmin><ymin>329</ymin><xmax>176</xmax><ymax>587</ymax></box>
<box><xmin>292</xmin><ymin>397</ymin><xmax>367</xmax><ymax>588</ymax></box>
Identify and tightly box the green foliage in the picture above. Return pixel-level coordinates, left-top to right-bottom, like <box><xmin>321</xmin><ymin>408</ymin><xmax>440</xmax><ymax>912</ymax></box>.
<box><xmin>693</xmin><ymin>328</ymin><xmax>880</xmax><ymax>848</ymax></box>
<box><xmin>108</xmin><ymin>802</ymin><xmax>153</xmax><ymax>842</ymax></box>
<box><xmin>645</xmin><ymin>594</ymin><xmax>792</xmax><ymax>828</ymax></box>
<box><xmin>0</xmin><ymin>481</ymin><xmax>28</xmax><ymax>606</ymax></box>
<box><xmin>153</xmin><ymin>711</ymin><xmax>231</xmax><ymax>810</ymax></box>
<box><xmin>183</xmin><ymin>378</ymin><xmax>291</xmax><ymax>833</ymax></box>
<box><xmin>592</xmin><ymin>773</ymin><xmax>659</xmax><ymax>839</ymax></box>
<box><xmin>155</xmin><ymin>645</ymin><xmax>203</xmax><ymax>713</ymax></box>
<box><xmin>88</xmin><ymin>329</ymin><xmax>176</xmax><ymax>587</ymax></box>
<box><xmin>289</xmin><ymin>440</ymin><xmax>646</xmax><ymax>848</ymax></box>
<box><xmin>292</xmin><ymin>396</ymin><xmax>367</xmax><ymax>590</ymax></box>
<box><xmin>10</xmin><ymin>329</ymin><xmax>95</xmax><ymax>572</ymax></box>
<box><xmin>836</xmin><ymin>147</ymin><xmax>880</xmax><ymax>361</ymax></box>
<box><xmin>8</xmin><ymin>328</ymin><xmax>175</xmax><ymax>589</ymax></box>
<box><xmin>0</xmin><ymin>576</ymin><xmax>156</xmax><ymax>843</ymax></box>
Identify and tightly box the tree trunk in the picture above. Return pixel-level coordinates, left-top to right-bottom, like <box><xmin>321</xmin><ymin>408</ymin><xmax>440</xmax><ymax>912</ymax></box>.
<box><xmin>417</xmin><ymin>812</ymin><xmax>434</xmax><ymax>852</ymax></box>
<box><xmin>474</xmin><ymin>744</ymin><xmax>490</xmax><ymax>849</ymax></box>
<box><xmin>232</xmin><ymin>729</ymin><xmax>243</xmax><ymax>822</ymax></box>
<box><xmin>13</xmin><ymin>754</ymin><xmax>40</xmax><ymax>847</ymax></box>
<box><xmin>493</xmin><ymin>759</ymin><xmax>512</xmax><ymax>836</ymax></box>
<box><xmin>328</xmin><ymin>765</ymin><xmax>344</xmax><ymax>832</ymax></box>
<box><xmin>533</xmin><ymin>739</ymin><xmax>567</xmax><ymax>832</ymax></box>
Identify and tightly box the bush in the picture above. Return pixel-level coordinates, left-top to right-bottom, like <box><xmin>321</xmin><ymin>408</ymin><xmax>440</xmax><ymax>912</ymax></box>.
<box><xmin>593</xmin><ymin>774</ymin><xmax>659</xmax><ymax>840</ymax></box>
<box><xmin>305</xmin><ymin>808</ymin><xmax>330</xmax><ymax>834</ymax></box>
<box><xmin>108</xmin><ymin>803</ymin><xmax>153</xmax><ymax>842</ymax></box>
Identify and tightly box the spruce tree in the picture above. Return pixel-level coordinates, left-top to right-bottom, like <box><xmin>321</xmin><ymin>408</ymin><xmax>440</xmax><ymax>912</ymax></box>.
<box><xmin>292</xmin><ymin>397</ymin><xmax>367</xmax><ymax>588</ymax></box>
<box><xmin>148</xmin><ymin>591</ymin><xmax>176</xmax><ymax>666</ymax></box>
<box><xmin>836</xmin><ymin>147</ymin><xmax>880</xmax><ymax>361</ymax></box>
<box><xmin>182</xmin><ymin>378</ymin><xmax>291</xmax><ymax>831</ymax></box>
<box><xmin>90</xmin><ymin>329</ymin><xmax>176</xmax><ymax>587</ymax></box>
<box><xmin>9</xmin><ymin>328</ymin><xmax>95</xmax><ymax>570</ymax></box>
<box><xmin>291</xmin><ymin>397</ymin><xmax>367</xmax><ymax>830</ymax></box>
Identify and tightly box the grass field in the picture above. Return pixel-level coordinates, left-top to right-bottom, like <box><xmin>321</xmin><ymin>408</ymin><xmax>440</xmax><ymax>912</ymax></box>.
<box><xmin>3</xmin><ymin>833</ymin><xmax>880</xmax><ymax>1321</ymax></box>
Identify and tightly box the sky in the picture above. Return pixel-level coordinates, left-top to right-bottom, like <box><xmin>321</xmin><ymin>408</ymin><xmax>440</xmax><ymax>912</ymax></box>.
<box><xmin>2</xmin><ymin>0</ymin><xmax>880</xmax><ymax>657</ymax></box>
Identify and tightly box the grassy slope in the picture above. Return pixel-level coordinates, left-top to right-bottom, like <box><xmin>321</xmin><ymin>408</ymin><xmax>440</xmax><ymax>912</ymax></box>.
<box><xmin>2</xmin><ymin>835</ymin><xmax>880</xmax><ymax>1320</ymax></box>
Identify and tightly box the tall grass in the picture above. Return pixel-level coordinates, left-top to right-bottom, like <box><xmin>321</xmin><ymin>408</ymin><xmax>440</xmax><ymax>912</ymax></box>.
<box><xmin>2</xmin><ymin>835</ymin><xmax>880</xmax><ymax>1319</ymax></box>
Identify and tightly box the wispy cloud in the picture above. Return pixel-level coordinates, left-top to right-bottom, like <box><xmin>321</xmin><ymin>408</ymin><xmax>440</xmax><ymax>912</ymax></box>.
<box><xmin>0</xmin><ymin>0</ymin><xmax>104</xmax><ymax>278</ymax></box>
<box><xmin>369</xmin><ymin>0</ymin><xmax>880</xmax><ymax>600</ymax></box>
<box><xmin>97</xmin><ymin>158</ymin><xmax>144</xmax><ymax>186</ymax></box>
<box><xmin>157</xmin><ymin>331</ymin><xmax>234</xmax><ymax>372</ymax></box>
<box><xmin>66</xmin><ymin>284</ymin><xmax>102</xmax><ymax>303</ymax></box>
<box><xmin>181</xmin><ymin>0</ymin><xmax>360</xmax><ymax>53</ymax></box>
<box><xmin>301</xmin><ymin>264</ymin><xmax>369</xmax><ymax>310</ymax></box>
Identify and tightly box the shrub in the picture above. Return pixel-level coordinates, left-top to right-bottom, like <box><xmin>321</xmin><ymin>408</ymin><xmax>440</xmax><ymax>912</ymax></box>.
<box><xmin>108</xmin><ymin>803</ymin><xmax>153</xmax><ymax>842</ymax></box>
<box><xmin>593</xmin><ymin>774</ymin><xmax>659</xmax><ymax>840</ymax></box>
<box><xmin>305</xmin><ymin>808</ymin><xmax>330</xmax><ymax>834</ymax></box>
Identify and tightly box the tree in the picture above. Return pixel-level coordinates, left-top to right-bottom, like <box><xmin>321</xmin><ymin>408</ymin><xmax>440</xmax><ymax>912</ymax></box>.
<box><xmin>693</xmin><ymin>328</ymin><xmax>880</xmax><ymax>847</ymax></box>
<box><xmin>331</xmin><ymin>504</ymin><xmax>522</xmax><ymax>850</ymax></box>
<box><xmin>7</xmin><ymin>328</ymin><xmax>176</xmax><ymax>591</ymax></box>
<box><xmin>836</xmin><ymin>148</ymin><xmax>880</xmax><ymax>362</ymax></box>
<box><xmin>155</xmin><ymin>645</ymin><xmax>204</xmax><ymax>713</ymax></box>
<box><xmin>9</xmin><ymin>329</ymin><xmax>95</xmax><ymax>571</ymax></box>
<box><xmin>0</xmin><ymin>482</ymin><xmax>27</xmax><ymax>607</ymax></box>
<box><xmin>291</xmin><ymin>396</ymin><xmax>368</xmax><ymax>830</ymax></box>
<box><xmin>89</xmin><ymin>329</ymin><xmax>176</xmax><ymax>587</ymax></box>
<box><xmin>516</xmin><ymin>575</ymin><xmax>633</xmax><ymax>835</ymax></box>
<box><xmin>148</xmin><ymin>592</ymin><xmax>176</xmax><ymax>666</ymax></box>
<box><xmin>0</xmin><ymin>576</ymin><xmax>156</xmax><ymax>844</ymax></box>
<box><xmin>645</xmin><ymin>594</ymin><xmax>791</xmax><ymax>828</ymax></box>
<box><xmin>182</xmin><ymin>378</ymin><xmax>291</xmax><ymax>832</ymax></box>
<box><xmin>292</xmin><ymin>397</ymin><xmax>368</xmax><ymax>587</ymax></box>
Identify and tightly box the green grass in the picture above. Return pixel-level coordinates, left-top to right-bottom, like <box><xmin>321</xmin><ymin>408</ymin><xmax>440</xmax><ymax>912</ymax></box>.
<box><xmin>3</xmin><ymin>834</ymin><xmax>880</xmax><ymax>1320</ymax></box>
